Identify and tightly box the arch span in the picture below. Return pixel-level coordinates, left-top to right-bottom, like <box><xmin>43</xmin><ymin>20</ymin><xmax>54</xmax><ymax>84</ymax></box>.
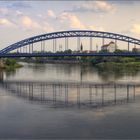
<box><xmin>1</xmin><ymin>30</ymin><xmax>140</xmax><ymax>54</ymax></box>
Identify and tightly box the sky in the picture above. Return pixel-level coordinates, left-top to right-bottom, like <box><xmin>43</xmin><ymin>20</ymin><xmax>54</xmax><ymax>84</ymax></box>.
<box><xmin>0</xmin><ymin>0</ymin><xmax>140</xmax><ymax>50</ymax></box>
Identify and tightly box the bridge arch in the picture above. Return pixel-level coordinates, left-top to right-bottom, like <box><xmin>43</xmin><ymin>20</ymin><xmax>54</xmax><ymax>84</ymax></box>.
<box><xmin>1</xmin><ymin>30</ymin><xmax>140</xmax><ymax>54</ymax></box>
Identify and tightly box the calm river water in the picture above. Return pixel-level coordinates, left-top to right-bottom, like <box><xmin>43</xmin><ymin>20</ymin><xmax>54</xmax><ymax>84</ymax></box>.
<box><xmin>1</xmin><ymin>62</ymin><xmax>140</xmax><ymax>139</ymax></box>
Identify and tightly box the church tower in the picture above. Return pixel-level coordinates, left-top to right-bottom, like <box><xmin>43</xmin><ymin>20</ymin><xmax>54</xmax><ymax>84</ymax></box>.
<box><xmin>80</xmin><ymin>43</ymin><xmax>83</xmax><ymax>52</ymax></box>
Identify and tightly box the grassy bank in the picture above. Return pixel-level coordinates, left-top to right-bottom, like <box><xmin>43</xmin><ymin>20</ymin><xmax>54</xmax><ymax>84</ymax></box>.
<box><xmin>96</xmin><ymin>62</ymin><xmax>140</xmax><ymax>68</ymax></box>
<box><xmin>92</xmin><ymin>57</ymin><xmax>140</xmax><ymax>68</ymax></box>
<box><xmin>1</xmin><ymin>59</ymin><xmax>23</xmax><ymax>71</ymax></box>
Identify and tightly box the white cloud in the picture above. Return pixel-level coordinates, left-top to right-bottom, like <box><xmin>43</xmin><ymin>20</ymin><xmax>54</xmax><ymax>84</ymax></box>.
<box><xmin>43</xmin><ymin>22</ymin><xmax>54</xmax><ymax>32</ymax></box>
<box><xmin>58</xmin><ymin>12</ymin><xmax>105</xmax><ymax>31</ymax></box>
<box><xmin>58</xmin><ymin>12</ymin><xmax>85</xmax><ymax>29</ymax></box>
<box><xmin>15</xmin><ymin>10</ymin><xmax>23</xmax><ymax>16</ymax></box>
<box><xmin>47</xmin><ymin>10</ymin><xmax>56</xmax><ymax>18</ymax></box>
<box><xmin>19</xmin><ymin>15</ymin><xmax>54</xmax><ymax>32</ymax></box>
<box><xmin>0</xmin><ymin>18</ymin><xmax>15</xmax><ymax>27</ymax></box>
<box><xmin>20</xmin><ymin>16</ymin><xmax>40</xmax><ymax>29</ymax></box>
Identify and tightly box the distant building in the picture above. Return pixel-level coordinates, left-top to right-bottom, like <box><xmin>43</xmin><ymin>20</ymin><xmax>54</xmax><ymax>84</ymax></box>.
<box><xmin>82</xmin><ymin>50</ymin><xmax>97</xmax><ymax>53</ymax></box>
<box><xmin>132</xmin><ymin>48</ymin><xmax>140</xmax><ymax>52</ymax></box>
<box><xmin>101</xmin><ymin>41</ymin><xmax>116</xmax><ymax>52</ymax></box>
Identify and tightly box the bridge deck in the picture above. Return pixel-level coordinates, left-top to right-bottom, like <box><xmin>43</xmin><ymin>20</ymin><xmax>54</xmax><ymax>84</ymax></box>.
<box><xmin>0</xmin><ymin>52</ymin><xmax>140</xmax><ymax>58</ymax></box>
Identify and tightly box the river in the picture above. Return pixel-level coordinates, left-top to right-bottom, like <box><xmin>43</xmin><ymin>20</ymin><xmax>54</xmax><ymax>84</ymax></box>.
<box><xmin>0</xmin><ymin>62</ymin><xmax>140</xmax><ymax>139</ymax></box>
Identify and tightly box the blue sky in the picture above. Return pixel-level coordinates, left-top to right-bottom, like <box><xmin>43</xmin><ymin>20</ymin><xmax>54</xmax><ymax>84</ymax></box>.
<box><xmin>0</xmin><ymin>0</ymin><xmax>140</xmax><ymax>50</ymax></box>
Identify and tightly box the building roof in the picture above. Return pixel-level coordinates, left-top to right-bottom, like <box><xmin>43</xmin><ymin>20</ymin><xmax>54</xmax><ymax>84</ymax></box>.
<box><xmin>101</xmin><ymin>41</ymin><xmax>115</xmax><ymax>49</ymax></box>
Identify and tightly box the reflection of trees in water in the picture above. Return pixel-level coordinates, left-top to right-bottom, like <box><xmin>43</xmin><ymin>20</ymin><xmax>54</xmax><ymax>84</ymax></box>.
<box><xmin>95</xmin><ymin>64</ymin><xmax>140</xmax><ymax>82</ymax></box>
<box><xmin>4</xmin><ymin>70</ymin><xmax>16</xmax><ymax>78</ymax></box>
<box><xmin>0</xmin><ymin>70</ymin><xmax>4</xmax><ymax>81</ymax></box>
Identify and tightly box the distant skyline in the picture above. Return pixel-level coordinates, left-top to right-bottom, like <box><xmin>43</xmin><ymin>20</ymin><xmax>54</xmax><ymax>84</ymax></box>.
<box><xmin>0</xmin><ymin>0</ymin><xmax>140</xmax><ymax>50</ymax></box>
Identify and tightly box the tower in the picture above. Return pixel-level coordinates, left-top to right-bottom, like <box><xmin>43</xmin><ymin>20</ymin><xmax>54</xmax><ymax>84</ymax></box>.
<box><xmin>80</xmin><ymin>43</ymin><xmax>83</xmax><ymax>52</ymax></box>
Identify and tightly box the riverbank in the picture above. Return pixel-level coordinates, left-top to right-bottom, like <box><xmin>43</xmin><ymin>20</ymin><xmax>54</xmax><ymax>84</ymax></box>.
<box><xmin>0</xmin><ymin>59</ymin><xmax>23</xmax><ymax>71</ymax></box>
<box><xmin>16</xmin><ymin>56</ymin><xmax>140</xmax><ymax>69</ymax></box>
<box><xmin>96</xmin><ymin>62</ymin><xmax>140</xmax><ymax>68</ymax></box>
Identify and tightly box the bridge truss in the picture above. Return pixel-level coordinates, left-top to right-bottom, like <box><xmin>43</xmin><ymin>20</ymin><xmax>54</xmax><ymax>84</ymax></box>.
<box><xmin>0</xmin><ymin>30</ymin><xmax>140</xmax><ymax>57</ymax></box>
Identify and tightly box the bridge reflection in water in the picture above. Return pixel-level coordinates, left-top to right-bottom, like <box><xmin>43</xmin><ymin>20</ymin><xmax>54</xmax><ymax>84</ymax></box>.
<box><xmin>0</xmin><ymin>80</ymin><xmax>137</xmax><ymax>108</ymax></box>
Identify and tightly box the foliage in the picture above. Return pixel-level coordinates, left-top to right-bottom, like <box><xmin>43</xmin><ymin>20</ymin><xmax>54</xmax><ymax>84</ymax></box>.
<box><xmin>5</xmin><ymin>59</ymin><xmax>16</xmax><ymax>66</ymax></box>
<box><xmin>4</xmin><ymin>59</ymin><xmax>22</xmax><ymax>71</ymax></box>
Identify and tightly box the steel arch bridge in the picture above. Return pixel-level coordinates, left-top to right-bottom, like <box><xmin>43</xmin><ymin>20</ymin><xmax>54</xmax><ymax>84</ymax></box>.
<box><xmin>1</xmin><ymin>30</ymin><xmax>140</xmax><ymax>57</ymax></box>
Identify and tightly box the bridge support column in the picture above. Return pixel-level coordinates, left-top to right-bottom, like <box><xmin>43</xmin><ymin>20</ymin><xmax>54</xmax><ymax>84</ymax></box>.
<box><xmin>115</xmin><ymin>39</ymin><xmax>117</xmax><ymax>50</ymax></box>
<box><xmin>41</xmin><ymin>40</ymin><xmax>45</xmax><ymax>53</ymax></box>
<box><xmin>43</xmin><ymin>40</ymin><xmax>45</xmax><ymax>52</ymax></box>
<box><xmin>29</xmin><ymin>44</ymin><xmax>31</xmax><ymax>53</ymax></box>
<box><xmin>77</xmin><ymin>37</ymin><xmax>80</xmax><ymax>51</ymax></box>
<box><xmin>102</xmin><ymin>37</ymin><xmax>105</xmax><ymax>46</ymax></box>
<box><xmin>26</xmin><ymin>45</ymin><xmax>28</xmax><ymax>53</ymax></box>
<box><xmin>31</xmin><ymin>43</ymin><xmax>34</xmax><ymax>53</ymax></box>
<box><xmin>65</xmin><ymin>38</ymin><xmax>69</xmax><ymax>51</ymax></box>
<box><xmin>128</xmin><ymin>42</ymin><xmax>130</xmax><ymax>52</ymax></box>
<box><xmin>134</xmin><ymin>44</ymin><xmax>136</xmax><ymax>49</ymax></box>
<box><xmin>53</xmin><ymin>39</ymin><xmax>57</xmax><ymax>53</ymax></box>
<box><xmin>90</xmin><ymin>37</ymin><xmax>92</xmax><ymax>51</ymax></box>
<box><xmin>20</xmin><ymin>47</ymin><xmax>22</xmax><ymax>53</ymax></box>
<box><xmin>41</xmin><ymin>41</ymin><xmax>43</xmax><ymax>52</ymax></box>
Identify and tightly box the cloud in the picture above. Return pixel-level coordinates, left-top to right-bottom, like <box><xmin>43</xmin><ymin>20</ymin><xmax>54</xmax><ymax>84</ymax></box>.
<box><xmin>20</xmin><ymin>16</ymin><xmax>40</xmax><ymax>30</ymax></box>
<box><xmin>19</xmin><ymin>15</ymin><xmax>54</xmax><ymax>32</ymax></box>
<box><xmin>58</xmin><ymin>12</ymin><xmax>105</xmax><ymax>31</ymax></box>
<box><xmin>47</xmin><ymin>10</ymin><xmax>56</xmax><ymax>18</ymax></box>
<box><xmin>43</xmin><ymin>22</ymin><xmax>54</xmax><ymax>32</ymax></box>
<box><xmin>68</xmin><ymin>1</ymin><xmax>116</xmax><ymax>13</ymax></box>
<box><xmin>15</xmin><ymin>10</ymin><xmax>23</xmax><ymax>16</ymax></box>
<box><xmin>58</xmin><ymin>12</ymin><xmax>85</xmax><ymax>29</ymax></box>
<box><xmin>0</xmin><ymin>18</ymin><xmax>15</xmax><ymax>27</ymax></box>
<box><xmin>130</xmin><ymin>24</ymin><xmax>140</xmax><ymax>35</ymax></box>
